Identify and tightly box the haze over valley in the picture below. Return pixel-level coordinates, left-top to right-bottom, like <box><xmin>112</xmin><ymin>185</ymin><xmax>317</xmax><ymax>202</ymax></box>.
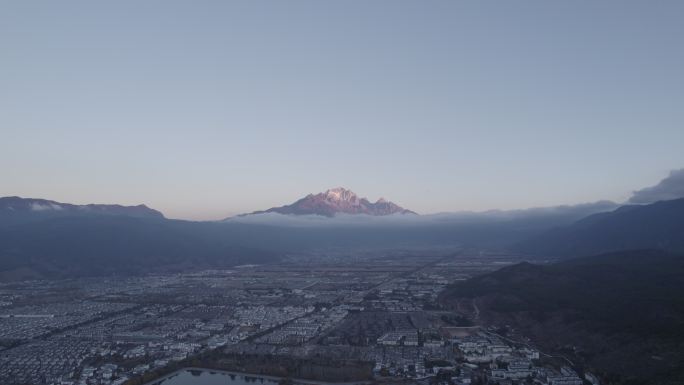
<box><xmin>2</xmin><ymin>2</ymin><xmax>684</xmax><ymax>385</ymax></box>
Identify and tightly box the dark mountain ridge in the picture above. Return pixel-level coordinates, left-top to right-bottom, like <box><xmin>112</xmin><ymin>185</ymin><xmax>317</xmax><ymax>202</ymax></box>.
<box><xmin>439</xmin><ymin>249</ymin><xmax>684</xmax><ymax>384</ymax></box>
<box><xmin>0</xmin><ymin>196</ymin><xmax>164</xmax><ymax>226</ymax></box>
<box><xmin>0</xmin><ymin>197</ymin><xmax>275</xmax><ymax>281</ymax></box>
<box><xmin>0</xmin><ymin>195</ymin><xmax>626</xmax><ymax>280</ymax></box>
<box><xmin>0</xmin><ymin>216</ymin><xmax>275</xmax><ymax>281</ymax></box>
<box><xmin>5</xmin><ymin>194</ymin><xmax>683</xmax><ymax>282</ymax></box>
<box><xmin>516</xmin><ymin>198</ymin><xmax>684</xmax><ymax>257</ymax></box>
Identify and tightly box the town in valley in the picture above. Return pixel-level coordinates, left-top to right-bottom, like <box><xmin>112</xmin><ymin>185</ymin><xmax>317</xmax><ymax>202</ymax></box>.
<box><xmin>0</xmin><ymin>251</ymin><xmax>590</xmax><ymax>385</ymax></box>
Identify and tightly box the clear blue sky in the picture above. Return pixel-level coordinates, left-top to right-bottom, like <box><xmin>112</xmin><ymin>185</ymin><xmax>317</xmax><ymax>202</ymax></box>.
<box><xmin>2</xmin><ymin>1</ymin><xmax>683</xmax><ymax>220</ymax></box>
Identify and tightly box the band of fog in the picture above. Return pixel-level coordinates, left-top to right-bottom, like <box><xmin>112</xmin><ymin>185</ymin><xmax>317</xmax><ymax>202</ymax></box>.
<box><xmin>629</xmin><ymin>168</ymin><xmax>684</xmax><ymax>204</ymax></box>
<box><xmin>223</xmin><ymin>201</ymin><xmax>618</xmax><ymax>227</ymax></box>
<box><xmin>226</xmin><ymin>168</ymin><xmax>684</xmax><ymax>227</ymax></box>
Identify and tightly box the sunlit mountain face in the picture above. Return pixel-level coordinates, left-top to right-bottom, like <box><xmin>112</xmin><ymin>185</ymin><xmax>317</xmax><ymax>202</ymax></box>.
<box><xmin>244</xmin><ymin>187</ymin><xmax>416</xmax><ymax>217</ymax></box>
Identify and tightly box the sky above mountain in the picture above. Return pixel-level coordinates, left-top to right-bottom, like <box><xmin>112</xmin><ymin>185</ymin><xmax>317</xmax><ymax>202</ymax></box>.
<box><xmin>1</xmin><ymin>1</ymin><xmax>684</xmax><ymax>220</ymax></box>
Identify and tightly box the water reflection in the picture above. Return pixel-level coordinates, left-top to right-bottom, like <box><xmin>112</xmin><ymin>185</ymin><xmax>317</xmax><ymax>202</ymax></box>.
<box><xmin>154</xmin><ymin>369</ymin><xmax>284</xmax><ymax>385</ymax></box>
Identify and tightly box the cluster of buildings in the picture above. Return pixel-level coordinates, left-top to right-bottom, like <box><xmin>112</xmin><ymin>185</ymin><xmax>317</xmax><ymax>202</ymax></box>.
<box><xmin>377</xmin><ymin>330</ymin><xmax>419</xmax><ymax>346</ymax></box>
<box><xmin>0</xmin><ymin>302</ymin><xmax>135</xmax><ymax>341</ymax></box>
<box><xmin>449</xmin><ymin>332</ymin><xmax>587</xmax><ymax>385</ymax></box>
<box><xmin>0</xmin><ymin>339</ymin><xmax>92</xmax><ymax>384</ymax></box>
<box><xmin>258</xmin><ymin>306</ymin><xmax>348</xmax><ymax>345</ymax></box>
<box><xmin>0</xmin><ymin>253</ymin><xmax>600</xmax><ymax>385</ymax></box>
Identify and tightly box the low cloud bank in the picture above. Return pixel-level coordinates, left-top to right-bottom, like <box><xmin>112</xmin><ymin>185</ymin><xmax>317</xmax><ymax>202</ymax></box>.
<box><xmin>224</xmin><ymin>200</ymin><xmax>617</xmax><ymax>227</ymax></box>
<box><xmin>629</xmin><ymin>168</ymin><xmax>684</xmax><ymax>204</ymax></box>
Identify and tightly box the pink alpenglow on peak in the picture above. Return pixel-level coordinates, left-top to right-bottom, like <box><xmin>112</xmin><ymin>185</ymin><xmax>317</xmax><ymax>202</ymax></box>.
<box><xmin>246</xmin><ymin>187</ymin><xmax>417</xmax><ymax>217</ymax></box>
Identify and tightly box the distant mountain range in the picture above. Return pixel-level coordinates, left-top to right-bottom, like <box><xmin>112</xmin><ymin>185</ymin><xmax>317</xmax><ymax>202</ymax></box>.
<box><xmin>0</xmin><ymin>197</ymin><xmax>275</xmax><ymax>281</ymax></box>
<box><xmin>516</xmin><ymin>197</ymin><xmax>684</xmax><ymax>256</ymax></box>
<box><xmin>1</xmin><ymin>192</ymin><xmax>684</xmax><ymax>280</ymax></box>
<box><xmin>244</xmin><ymin>187</ymin><xmax>416</xmax><ymax>217</ymax></box>
<box><xmin>0</xmin><ymin>196</ymin><xmax>164</xmax><ymax>226</ymax></box>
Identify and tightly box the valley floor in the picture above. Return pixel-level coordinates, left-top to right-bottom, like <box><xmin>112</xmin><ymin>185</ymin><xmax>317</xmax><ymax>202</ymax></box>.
<box><xmin>0</xmin><ymin>249</ymin><xmax>575</xmax><ymax>385</ymax></box>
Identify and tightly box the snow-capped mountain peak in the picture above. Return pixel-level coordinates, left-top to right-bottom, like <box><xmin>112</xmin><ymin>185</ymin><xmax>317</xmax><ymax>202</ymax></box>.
<box><xmin>245</xmin><ymin>188</ymin><xmax>416</xmax><ymax>217</ymax></box>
